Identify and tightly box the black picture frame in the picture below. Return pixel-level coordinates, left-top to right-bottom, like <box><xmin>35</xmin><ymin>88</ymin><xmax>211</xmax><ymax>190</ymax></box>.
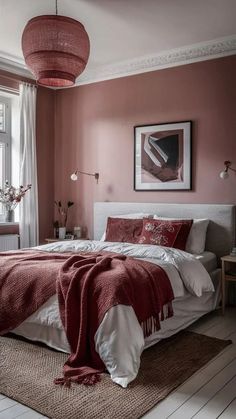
<box><xmin>134</xmin><ymin>121</ymin><xmax>192</xmax><ymax>191</ymax></box>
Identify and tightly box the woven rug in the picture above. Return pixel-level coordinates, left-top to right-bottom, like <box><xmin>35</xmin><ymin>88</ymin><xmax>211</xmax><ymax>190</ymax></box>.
<box><xmin>0</xmin><ymin>332</ymin><xmax>231</xmax><ymax>419</ymax></box>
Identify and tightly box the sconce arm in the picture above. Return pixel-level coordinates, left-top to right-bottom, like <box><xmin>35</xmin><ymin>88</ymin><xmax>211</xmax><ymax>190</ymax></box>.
<box><xmin>73</xmin><ymin>170</ymin><xmax>99</xmax><ymax>183</ymax></box>
<box><xmin>224</xmin><ymin>161</ymin><xmax>236</xmax><ymax>173</ymax></box>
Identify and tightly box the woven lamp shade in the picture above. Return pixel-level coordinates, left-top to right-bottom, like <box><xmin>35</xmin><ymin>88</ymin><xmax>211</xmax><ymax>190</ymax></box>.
<box><xmin>22</xmin><ymin>15</ymin><xmax>90</xmax><ymax>87</ymax></box>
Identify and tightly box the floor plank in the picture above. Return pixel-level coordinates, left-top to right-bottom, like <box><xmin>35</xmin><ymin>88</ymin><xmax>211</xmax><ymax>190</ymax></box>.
<box><xmin>218</xmin><ymin>397</ymin><xmax>236</xmax><ymax>418</ymax></box>
<box><xmin>204</xmin><ymin>317</ymin><xmax>236</xmax><ymax>340</ymax></box>
<box><xmin>16</xmin><ymin>410</ymin><xmax>45</xmax><ymax>419</ymax></box>
<box><xmin>144</xmin><ymin>344</ymin><xmax>236</xmax><ymax>418</ymax></box>
<box><xmin>0</xmin><ymin>399</ymin><xmax>18</xmax><ymax>412</ymax></box>
<box><xmin>226</xmin><ymin>330</ymin><xmax>236</xmax><ymax>344</ymax></box>
<box><xmin>164</xmin><ymin>356</ymin><xmax>236</xmax><ymax>418</ymax></box>
<box><xmin>192</xmin><ymin>375</ymin><xmax>236</xmax><ymax>418</ymax></box>
<box><xmin>0</xmin><ymin>403</ymin><xmax>29</xmax><ymax>419</ymax></box>
<box><xmin>188</xmin><ymin>310</ymin><xmax>222</xmax><ymax>334</ymax></box>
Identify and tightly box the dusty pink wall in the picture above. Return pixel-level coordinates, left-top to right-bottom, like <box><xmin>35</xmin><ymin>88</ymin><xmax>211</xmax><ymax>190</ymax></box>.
<box><xmin>55</xmin><ymin>56</ymin><xmax>236</xmax><ymax>239</ymax></box>
<box><xmin>36</xmin><ymin>87</ymin><xmax>55</xmax><ymax>243</ymax></box>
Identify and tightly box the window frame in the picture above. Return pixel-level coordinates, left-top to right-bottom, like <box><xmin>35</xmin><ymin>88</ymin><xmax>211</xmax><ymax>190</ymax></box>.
<box><xmin>0</xmin><ymin>95</ymin><xmax>11</xmax><ymax>222</ymax></box>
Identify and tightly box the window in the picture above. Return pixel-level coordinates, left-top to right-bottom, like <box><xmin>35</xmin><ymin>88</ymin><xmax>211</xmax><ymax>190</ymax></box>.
<box><xmin>0</xmin><ymin>96</ymin><xmax>11</xmax><ymax>221</ymax></box>
<box><xmin>0</xmin><ymin>97</ymin><xmax>11</xmax><ymax>182</ymax></box>
<box><xmin>0</xmin><ymin>102</ymin><xmax>6</xmax><ymax>131</ymax></box>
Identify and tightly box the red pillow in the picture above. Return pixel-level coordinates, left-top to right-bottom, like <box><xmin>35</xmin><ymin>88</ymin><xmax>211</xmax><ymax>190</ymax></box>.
<box><xmin>172</xmin><ymin>219</ymin><xmax>193</xmax><ymax>250</ymax></box>
<box><xmin>138</xmin><ymin>219</ymin><xmax>193</xmax><ymax>250</ymax></box>
<box><xmin>105</xmin><ymin>217</ymin><xmax>144</xmax><ymax>243</ymax></box>
<box><xmin>138</xmin><ymin>219</ymin><xmax>181</xmax><ymax>247</ymax></box>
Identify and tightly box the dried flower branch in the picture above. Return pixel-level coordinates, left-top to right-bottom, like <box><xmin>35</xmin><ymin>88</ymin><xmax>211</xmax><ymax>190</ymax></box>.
<box><xmin>0</xmin><ymin>181</ymin><xmax>32</xmax><ymax>211</ymax></box>
<box><xmin>54</xmin><ymin>200</ymin><xmax>74</xmax><ymax>227</ymax></box>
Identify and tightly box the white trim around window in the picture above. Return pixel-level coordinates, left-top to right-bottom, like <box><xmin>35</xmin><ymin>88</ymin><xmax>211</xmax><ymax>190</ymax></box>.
<box><xmin>0</xmin><ymin>95</ymin><xmax>11</xmax><ymax>221</ymax></box>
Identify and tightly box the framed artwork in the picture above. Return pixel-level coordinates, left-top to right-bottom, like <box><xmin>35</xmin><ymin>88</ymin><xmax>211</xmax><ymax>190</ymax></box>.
<box><xmin>134</xmin><ymin>121</ymin><xmax>192</xmax><ymax>191</ymax></box>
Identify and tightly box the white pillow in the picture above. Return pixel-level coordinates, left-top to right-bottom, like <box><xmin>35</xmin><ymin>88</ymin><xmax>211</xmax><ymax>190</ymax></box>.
<box><xmin>185</xmin><ymin>219</ymin><xmax>209</xmax><ymax>254</ymax></box>
<box><xmin>153</xmin><ymin>216</ymin><xmax>209</xmax><ymax>254</ymax></box>
<box><xmin>100</xmin><ymin>213</ymin><xmax>153</xmax><ymax>241</ymax></box>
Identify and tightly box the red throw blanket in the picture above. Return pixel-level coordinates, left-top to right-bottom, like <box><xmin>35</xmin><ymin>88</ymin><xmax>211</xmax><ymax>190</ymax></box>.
<box><xmin>0</xmin><ymin>250</ymin><xmax>72</xmax><ymax>334</ymax></box>
<box><xmin>0</xmin><ymin>250</ymin><xmax>174</xmax><ymax>386</ymax></box>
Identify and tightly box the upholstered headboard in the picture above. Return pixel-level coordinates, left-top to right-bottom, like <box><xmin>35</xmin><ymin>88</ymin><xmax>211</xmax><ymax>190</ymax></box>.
<box><xmin>94</xmin><ymin>202</ymin><xmax>235</xmax><ymax>259</ymax></box>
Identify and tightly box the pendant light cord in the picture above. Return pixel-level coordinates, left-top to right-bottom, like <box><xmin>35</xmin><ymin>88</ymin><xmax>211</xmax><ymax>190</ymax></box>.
<box><xmin>55</xmin><ymin>0</ymin><xmax>58</xmax><ymax>15</ymax></box>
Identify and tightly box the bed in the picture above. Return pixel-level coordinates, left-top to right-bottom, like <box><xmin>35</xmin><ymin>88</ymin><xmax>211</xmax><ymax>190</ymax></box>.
<box><xmin>4</xmin><ymin>203</ymin><xmax>236</xmax><ymax>388</ymax></box>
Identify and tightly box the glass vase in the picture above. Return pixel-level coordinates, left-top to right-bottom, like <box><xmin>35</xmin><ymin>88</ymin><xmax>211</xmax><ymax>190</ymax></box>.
<box><xmin>59</xmin><ymin>227</ymin><xmax>66</xmax><ymax>240</ymax></box>
<box><xmin>5</xmin><ymin>209</ymin><xmax>15</xmax><ymax>223</ymax></box>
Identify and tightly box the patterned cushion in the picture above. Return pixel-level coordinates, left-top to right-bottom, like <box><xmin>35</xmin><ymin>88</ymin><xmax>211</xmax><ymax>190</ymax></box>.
<box><xmin>138</xmin><ymin>219</ymin><xmax>193</xmax><ymax>250</ymax></box>
<box><xmin>153</xmin><ymin>216</ymin><xmax>208</xmax><ymax>253</ymax></box>
<box><xmin>105</xmin><ymin>217</ymin><xmax>144</xmax><ymax>243</ymax></box>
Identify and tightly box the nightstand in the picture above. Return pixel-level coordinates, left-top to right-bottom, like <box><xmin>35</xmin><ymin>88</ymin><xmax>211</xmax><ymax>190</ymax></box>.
<box><xmin>221</xmin><ymin>255</ymin><xmax>236</xmax><ymax>315</ymax></box>
<box><xmin>45</xmin><ymin>238</ymin><xmax>73</xmax><ymax>243</ymax></box>
<box><xmin>45</xmin><ymin>238</ymin><xmax>88</xmax><ymax>243</ymax></box>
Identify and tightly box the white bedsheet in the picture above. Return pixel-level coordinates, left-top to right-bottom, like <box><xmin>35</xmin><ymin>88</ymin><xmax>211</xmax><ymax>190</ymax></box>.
<box><xmin>13</xmin><ymin>240</ymin><xmax>215</xmax><ymax>388</ymax></box>
<box><xmin>33</xmin><ymin>240</ymin><xmax>214</xmax><ymax>297</ymax></box>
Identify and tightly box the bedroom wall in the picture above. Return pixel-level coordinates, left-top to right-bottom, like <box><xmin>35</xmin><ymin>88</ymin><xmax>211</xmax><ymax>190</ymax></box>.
<box><xmin>54</xmin><ymin>55</ymin><xmax>236</xmax><ymax>239</ymax></box>
<box><xmin>36</xmin><ymin>87</ymin><xmax>55</xmax><ymax>243</ymax></box>
<box><xmin>0</xmin><ymin>71</ymin><xmax>55</xmax><ymax>242</ymax></box>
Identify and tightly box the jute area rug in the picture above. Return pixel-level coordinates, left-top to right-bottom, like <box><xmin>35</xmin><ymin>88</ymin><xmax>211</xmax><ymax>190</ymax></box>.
<box><xmin>0</xmin><ymin>331</ymin><xmax>231</xmax><ymax>419</ymax></box>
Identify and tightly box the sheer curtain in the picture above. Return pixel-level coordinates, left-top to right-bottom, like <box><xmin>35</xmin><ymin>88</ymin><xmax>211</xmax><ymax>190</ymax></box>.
<box><xmin>19</xmin><ymin>83</ymin><xmax>39</xmax><ymax>248</ymax></box>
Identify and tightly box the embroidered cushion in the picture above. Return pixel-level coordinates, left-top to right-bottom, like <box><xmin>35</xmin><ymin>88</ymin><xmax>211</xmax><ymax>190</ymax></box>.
<box><xmin>138</xmin><ymin>219</ymin><xmax>182</xmax><ymax>247</ymax></box>
<box><xmin>153</xmin><ymin>216</ymin><xmax>208</xmax><ymax>254</ymax></box>
<box><xmin>138</xmin><ymin>219</ymin><xmax>193</xmax><ymax>250</ymax></box>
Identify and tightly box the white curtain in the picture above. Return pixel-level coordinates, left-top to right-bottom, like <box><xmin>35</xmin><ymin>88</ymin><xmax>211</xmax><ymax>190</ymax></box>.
<box><xmin>19</xmin><ymin>83</ymin><xmax>39</xmax><ymax>248</ymax></box>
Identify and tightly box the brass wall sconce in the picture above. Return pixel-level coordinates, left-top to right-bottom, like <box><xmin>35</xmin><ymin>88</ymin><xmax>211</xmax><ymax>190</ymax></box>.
<box><xmin>70</xmin><ymin>170</ymin><xmax>99</xmax><ymax>183</ymax></box>
<box><xmin>219</xmin><ymin>161</ymin><xmax>236</xmax><ymax>179</ymax></box>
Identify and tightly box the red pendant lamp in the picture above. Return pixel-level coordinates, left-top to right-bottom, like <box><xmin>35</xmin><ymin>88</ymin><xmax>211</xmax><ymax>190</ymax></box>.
<box><xmin>21</xmin><ymin>0</ymin><xmax>90</xmax><ymax>87</ymax></box>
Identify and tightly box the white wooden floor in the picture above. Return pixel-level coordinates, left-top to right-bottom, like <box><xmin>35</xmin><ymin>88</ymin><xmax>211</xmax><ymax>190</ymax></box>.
<box><xmin>0</xmin><ymin>307</ymin><xmax>236</xmax><ymax>419</ymax></box>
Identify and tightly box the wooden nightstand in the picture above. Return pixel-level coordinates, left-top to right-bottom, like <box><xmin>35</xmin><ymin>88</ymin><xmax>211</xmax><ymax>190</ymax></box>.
<box><xmin>221</xmin><ymin>255</ymin><xmax>236</xmax><ymax>315</ymax></box>
<box><xmin>45</xmin><ymin>238</ymin><xmax>88</xmax><ymax>243</ymax></box>
<box><xmin>45</xmin><ymin>238</ymin><xmax>73</xmax><ymax>243</ymax></box>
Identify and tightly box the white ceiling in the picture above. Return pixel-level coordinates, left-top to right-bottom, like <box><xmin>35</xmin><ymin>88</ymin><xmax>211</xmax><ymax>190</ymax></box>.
<box><xmin>0</xmin><ymin>0</ymin><xmax>236</xmax><ymax>85</ymax></box>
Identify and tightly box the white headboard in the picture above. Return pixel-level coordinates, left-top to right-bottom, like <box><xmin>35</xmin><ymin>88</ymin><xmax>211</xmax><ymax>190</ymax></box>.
<box><xmin>94</xmin><ymin>202</ymin><xmax>235</xmax><ymax>259</ymax></box>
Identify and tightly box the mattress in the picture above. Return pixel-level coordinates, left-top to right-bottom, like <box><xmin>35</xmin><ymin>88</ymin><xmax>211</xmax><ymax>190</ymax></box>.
<box><xmin>195</xmin><ymin>251</ymin><xmax>217</xmax><ymax>273</ymax></box>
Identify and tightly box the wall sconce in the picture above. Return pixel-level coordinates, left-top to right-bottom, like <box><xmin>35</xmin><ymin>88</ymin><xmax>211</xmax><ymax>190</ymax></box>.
<box><xmin>70</xmin><ymin>170</ymin><xmax>99</xmax><ymax>183</ymax></box>
<box><xmin>219</xmin><ymin>161</ymin><xmax>236</xmax><ymax>179</ymax></box>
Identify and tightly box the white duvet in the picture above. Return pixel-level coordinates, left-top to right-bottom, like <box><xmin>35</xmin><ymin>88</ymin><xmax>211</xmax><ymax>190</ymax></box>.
<box><xmin>13</xmin><ymin>240</ymin><xmax>214</xmax><ymax>388</ymax></box>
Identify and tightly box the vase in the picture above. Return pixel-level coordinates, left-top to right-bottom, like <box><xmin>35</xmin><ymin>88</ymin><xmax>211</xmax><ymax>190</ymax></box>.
<box><xmin>59</xmin><ymin>227</ymin><xmax>66</xmax><ymax>240</ymax></box>
<box><xmin>5</xmin><ymin>209</ymin><xmax>14</xmax><ymax>223</ymax></box>
<box><xmin>74</xmin><ymin>226</ymin><xmax>81</xmax><ymax>239</ymax></box>
<box><xmin>54</xmin><ymin>227</ymin><xmax>59</xmax><ymax>239</ymax></box>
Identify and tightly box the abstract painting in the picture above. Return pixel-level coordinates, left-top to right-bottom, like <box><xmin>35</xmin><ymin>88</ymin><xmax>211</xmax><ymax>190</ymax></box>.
<box><xmin>134</xmin><ymin>121</ymin><xmax>191</xmax><ymax>190</ymax></box>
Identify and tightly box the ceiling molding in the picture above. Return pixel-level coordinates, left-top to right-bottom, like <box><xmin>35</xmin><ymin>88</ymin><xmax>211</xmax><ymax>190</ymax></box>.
<box><xmin>0</xmin><ymin>35</ymin><xmax>235</xmax><ymax>87</ymax></box>
<box><xmin>76</xmin><ymin>35</ymin><xmax>236</xmax><ymax>86</ymax></box>
<box><xmin>0</xmin><ymin>51</ymin><xmax>33</xmax><ymax>79</ymax></box>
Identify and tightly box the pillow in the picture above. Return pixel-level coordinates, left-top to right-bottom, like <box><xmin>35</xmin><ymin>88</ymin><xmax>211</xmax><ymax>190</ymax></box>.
<box><xmin>100</xmin><ymin>213</ymin><xmax>153</xmax><ymax>241</ymax></box>
<box><xmin>153</xmin><ymin>216</ymin><xmax>209</xmax><ymax>254</ymax></box>
<box><xmin>169</xmin><ymin>219</ymin><xmax>193</xmax><ymax>250</ymax></box>
<box><xmin>185</xmin><ymin>218</ymin><xmax>209</xmax><ymax>254</ymax></box>
<box><xmin>104</xmin><ymin>217</ymin><xmax>144</xmax><ymax>243</ymax></box>
<box><xmin>138</xmin><ymin>219</ymin><xmax>183</xmax><ymax>247</ymax></box>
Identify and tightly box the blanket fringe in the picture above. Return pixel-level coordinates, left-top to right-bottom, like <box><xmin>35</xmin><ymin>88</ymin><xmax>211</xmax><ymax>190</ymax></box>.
<box><xmin>54</xmin><ymin>373</ymin><xmax>101</xmax><ymax>387</ymax></box>
<box><xmin>141</xmin><ymin>303</ymin><xmax>173</xmax><ymax>338</ymax></box>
